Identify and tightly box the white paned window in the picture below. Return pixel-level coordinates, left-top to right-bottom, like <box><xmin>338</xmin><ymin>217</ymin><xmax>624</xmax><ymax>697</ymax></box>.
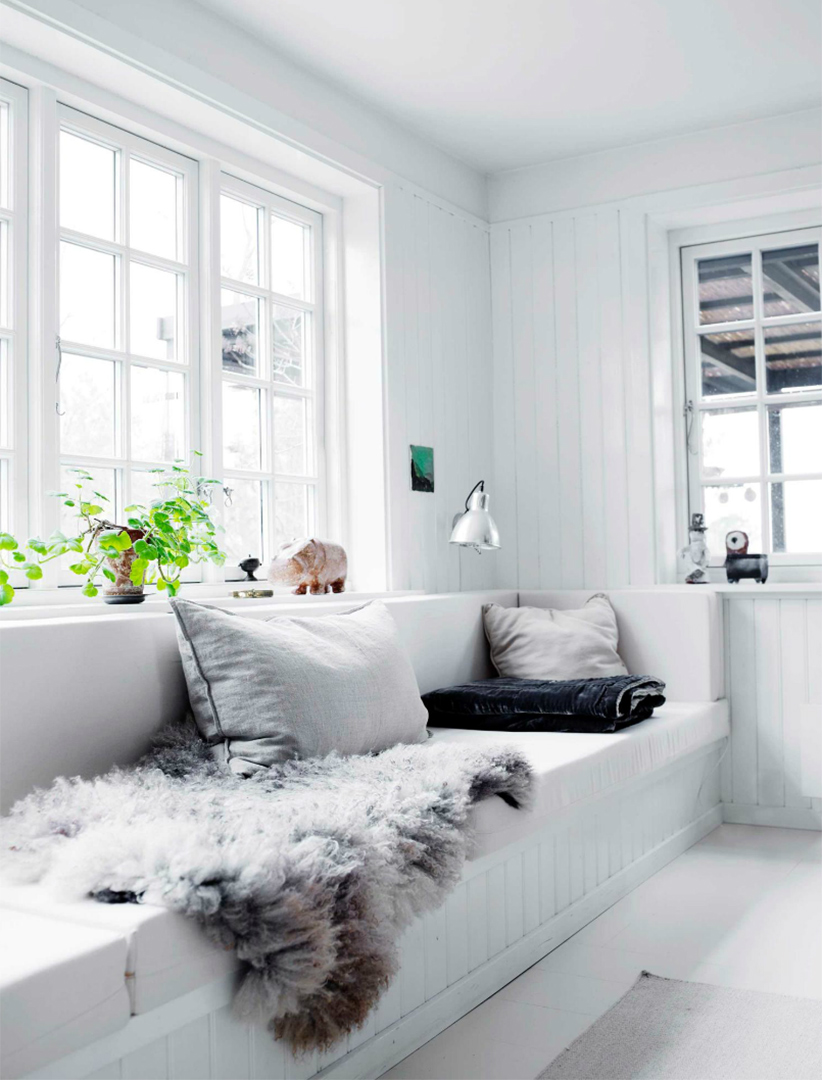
<box><xmin>682</xmin><ymin>227</ymin><xmax>822</xmax><ymax>564</ymax></box>
<box><xmin>219</xmin><ymin>176</ymin><xmax>323</xmax><ymax>569</ymax></box>
<box><xmin>0</xmin><ymin>79</ymin><xmax>27</xmax><ymax>536</ymax></box>
<box><xmin>56</xmin><ymin>108</ymin><xmax>197</xmax><ymax>532</ymax></box>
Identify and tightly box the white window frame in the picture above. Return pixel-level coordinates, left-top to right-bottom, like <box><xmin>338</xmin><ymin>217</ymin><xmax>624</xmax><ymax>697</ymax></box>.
<box><xmin>681</xmin><ymin>224</ymin><xmax>822</xmax><ymax>568</ymax></box>
<box><xmin>216</xmin><ymin>173</ymin><xmax>325</xmax><ymax>576</ymax></box>
<box><xmin>54</xmin><ymin>105</ymin><xmax>199</xmax><ymax>564</ymax></box>
<box><xmin>0</xmin><ymin>58</ymin><xmax>342</xmax><ymax>604</ymax></box>
<box><xmin>0</xmin><ymin>77</ymin><xmax>28</xmax><ymax>539</ymax></box>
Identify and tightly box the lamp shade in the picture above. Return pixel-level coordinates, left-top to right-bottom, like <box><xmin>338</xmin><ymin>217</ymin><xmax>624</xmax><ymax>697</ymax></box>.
<box><xmin>449</xmin><ymin>481</ymin><xmax>500</xmax><ymax>551</ymax></box>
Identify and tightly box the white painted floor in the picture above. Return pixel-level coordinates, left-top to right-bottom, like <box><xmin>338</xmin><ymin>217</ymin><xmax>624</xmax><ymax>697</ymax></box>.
<box><xmin>380</xmin><ymin>824</ymin><xmax>822</xmax><ymax>1080</ymax></box>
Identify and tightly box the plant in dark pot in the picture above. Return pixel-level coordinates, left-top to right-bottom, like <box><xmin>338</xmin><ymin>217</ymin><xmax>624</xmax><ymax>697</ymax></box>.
<box><xmin>0</xmin><ymin>457</ymin><xmax>226</xmax><ymax>605</ymax></box>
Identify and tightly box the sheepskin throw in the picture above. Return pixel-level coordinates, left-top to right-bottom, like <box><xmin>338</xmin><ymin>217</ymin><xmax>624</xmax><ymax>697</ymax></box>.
<box><xmin>1</xmin><ymin>722</ymin><xmax>533</xmax><ymax>1053</ymax></box>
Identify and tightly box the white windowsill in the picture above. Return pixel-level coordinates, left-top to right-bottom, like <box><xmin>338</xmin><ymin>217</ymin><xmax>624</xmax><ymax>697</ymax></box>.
<box><xmin>0</xmin><ymin>585</ymin><xmax>425</xmax><ymax>622</ymax></box>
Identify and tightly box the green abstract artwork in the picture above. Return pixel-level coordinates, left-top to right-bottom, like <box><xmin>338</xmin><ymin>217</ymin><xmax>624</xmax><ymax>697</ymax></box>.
<box><xmin>410</xmin><ymin>445</ymin><xmax>434</xmax><ymax>492</ymax></box>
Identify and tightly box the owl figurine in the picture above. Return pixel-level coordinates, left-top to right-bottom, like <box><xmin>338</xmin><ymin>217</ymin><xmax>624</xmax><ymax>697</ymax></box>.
<box><xmin>725</xmin><ymin>530</ymin><xmax>749</xmax><ymax>555</ymax></box>
<box><xmin>724</xmin><ymin>529</ymin><xmax>768</xmax><ymax>584</ymax></box>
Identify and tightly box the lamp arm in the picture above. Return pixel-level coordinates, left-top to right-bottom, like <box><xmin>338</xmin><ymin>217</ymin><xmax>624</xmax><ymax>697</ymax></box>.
<box><xmin>464</xmin><ymin>479</ymin><xmax>485</xmax><ymax>512</ymax></box>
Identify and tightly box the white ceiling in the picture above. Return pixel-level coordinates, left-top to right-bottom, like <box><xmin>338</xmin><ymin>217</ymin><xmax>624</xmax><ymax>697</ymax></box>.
<box><xmin>194</xmin><ymin>0</ymin><xmax>821</xmax><ymax>175</ymax></box>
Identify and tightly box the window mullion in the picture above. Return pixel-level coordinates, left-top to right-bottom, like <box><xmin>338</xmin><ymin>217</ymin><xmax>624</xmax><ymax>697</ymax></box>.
<box><xmin>29</xmin><ymin>86</ymin><xmax>61</xmax><ymax>588</ymax></box>
<box><xmin>199</xmin><ymin>159</ymin><xmax>222</xmax><ymax>584</ymax></box>
<box><xmin>751</xmin><ymin>243</ymin><xmax>772</xmax><ymax>554</ymax></box>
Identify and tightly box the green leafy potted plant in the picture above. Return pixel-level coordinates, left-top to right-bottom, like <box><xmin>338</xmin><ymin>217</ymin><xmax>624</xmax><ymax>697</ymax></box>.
<box><xmin>0</xmin><ymin>457</ymin><xmax>226</xmax><ymax>606</ymax></box>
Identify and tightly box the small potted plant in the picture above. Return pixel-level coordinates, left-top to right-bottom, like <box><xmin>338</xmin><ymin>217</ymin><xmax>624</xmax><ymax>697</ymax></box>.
<box><xmin>0</xmin><ymin>457</ymin><xmax>226</xmax><ymax>606</ymax></box>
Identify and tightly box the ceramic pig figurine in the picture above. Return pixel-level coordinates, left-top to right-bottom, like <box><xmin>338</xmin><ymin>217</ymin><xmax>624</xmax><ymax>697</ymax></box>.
<box><xmin>268</xmin><ymin>538</ymin><xmax>348</xmax><ymax>595</ymax></box>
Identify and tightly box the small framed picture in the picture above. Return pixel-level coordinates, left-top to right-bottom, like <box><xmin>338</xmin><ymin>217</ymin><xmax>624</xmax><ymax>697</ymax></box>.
<box><xmin>410</xmin><ymin>445</ymin><xmax>434</xmax><ymax>492</ymax></box>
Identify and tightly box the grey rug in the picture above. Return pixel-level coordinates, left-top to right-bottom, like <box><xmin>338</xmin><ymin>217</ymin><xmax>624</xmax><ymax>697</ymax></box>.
<box><xmin>539</xmin><ymin>972</ymin><xmax>822</xmax><ymax>1080</ymax></box>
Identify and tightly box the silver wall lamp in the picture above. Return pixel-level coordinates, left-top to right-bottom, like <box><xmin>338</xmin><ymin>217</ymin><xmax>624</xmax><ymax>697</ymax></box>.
<box><xmin>449</xmin><ymin>480</ymin><xmax>500</xmax><ymax>553</ymax></box>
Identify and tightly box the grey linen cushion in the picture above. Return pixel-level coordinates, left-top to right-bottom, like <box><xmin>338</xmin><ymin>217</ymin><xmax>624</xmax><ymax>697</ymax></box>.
<box><xmin>483</xmin><ymin>593</ymin><xmax>629</xmax><ymax>679</ymax></box>
<box><xmin>171</xmin><ymin>598</ymin><xmax>429</xmax><ymax>774</ymax></box>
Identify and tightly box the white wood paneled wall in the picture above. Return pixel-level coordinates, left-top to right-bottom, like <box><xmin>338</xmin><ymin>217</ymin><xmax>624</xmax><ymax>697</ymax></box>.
<box><xmin>383</xmin><ymin>184</ymin><xmax>496</xmax><ymax>594</ymax></box>
<box><xmin>490</xmin><ymin>210</ymin><xmax>656</xmax><ymax>590</ymax></box>
<box><xmin>722</xmin><ymin>595</ymin><xmax>822</xmax><ymax>829</ymax></box>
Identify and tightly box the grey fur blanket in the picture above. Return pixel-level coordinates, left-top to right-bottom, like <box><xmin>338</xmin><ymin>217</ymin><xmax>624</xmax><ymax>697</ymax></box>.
<box><xmin>1</xmin><ymin>722</ymin><xmax>532</xmax><ymax>1053</ymax></box>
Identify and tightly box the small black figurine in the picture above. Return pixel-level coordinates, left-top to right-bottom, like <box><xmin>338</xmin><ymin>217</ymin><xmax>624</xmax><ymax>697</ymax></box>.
<box><xmin>238</xmin><ymin>555</ymin><xmax>261</xmax><ymax>582</ymax></box>
<box><xmin>724</xmin><ymin>531</ymin><xmax>768</xmax><ymax>584</ymax></box>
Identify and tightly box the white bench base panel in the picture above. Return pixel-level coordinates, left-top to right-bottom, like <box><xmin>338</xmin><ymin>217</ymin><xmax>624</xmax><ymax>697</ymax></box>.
<box><xmin>25</xmin><ymin>742</ymin><xmax>724</xmax><ymax>1080</ymax></box>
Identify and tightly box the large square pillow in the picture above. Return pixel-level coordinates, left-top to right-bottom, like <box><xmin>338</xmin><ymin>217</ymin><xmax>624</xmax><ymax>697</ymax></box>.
<box><xmin>171</xmin><ymin>599</ymin><xmax>429</xmax><ymax>774</ymax></box>
<box><xmin>482</xmin><ymin>594</ymin><xmax>628</xmax><ymax>679</ymax></box>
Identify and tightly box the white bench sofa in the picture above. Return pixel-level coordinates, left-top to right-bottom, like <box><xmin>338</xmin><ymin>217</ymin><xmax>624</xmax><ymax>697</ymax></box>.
<box><xmin>0</xmin><ymin>588</ymin><xmax>727</xmax><ymax>1080</ymax></box>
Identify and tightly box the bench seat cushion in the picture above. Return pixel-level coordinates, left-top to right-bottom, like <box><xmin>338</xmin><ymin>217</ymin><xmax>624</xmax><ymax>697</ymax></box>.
<box><xmin>0</xmin><ymin>910</ymin><xmax>131</xmax><ymax>1078</ymax></box>
<box><xmin>434</xmin><ymin>699</ymin><xmax>729</xmax><ymax>860</ymax></box>
<box><xmin>0</xmin><ymin>887</ymin><xmax>239</xmax><ymax>1016</ymax></box>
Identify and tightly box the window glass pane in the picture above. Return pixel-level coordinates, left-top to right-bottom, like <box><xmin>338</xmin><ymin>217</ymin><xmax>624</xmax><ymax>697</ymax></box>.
<box><xmin>273</xmin><ymin>482</ymin><xmax>310</xmax><ymax>548</ymax></box>
<box><xmin>768</xmin><ymin>401</ymin><xmax>822</xmax><ymax>476</ymax></box>
<box><xmin>59</xmin><ymin>353</ymin><xmax>117</xmax><ymax>458</ymax></box>
<box><xmin>272</xmin><ymin>305</ymin><xmax>305</xmax><ymax>386</ymax></box>
<box><xmin>129</xmin><ymin>262</ymin><xmax>178</xmax><ymax>360</ymax></box>
<box><xmin>770</xmin><ymin>479</ymin><xmax>822</xmax><ymax>554</ymax></box>
<box><xmin>220</xmin><ymin>195</ymin><xmax>259</xmax><ymax>285</ymax></box>
<box><xmin>223</xmin><ymin>382</ymin><xmax>262</xmax><ymax>471</ymax></box>
<box><xmin>221</xmin><ymin>289</ymin><xmax>259</xmax><ymax>375</ymax></box>
<box><xmin>60</xmin><ymin>242</ymin><xmax>116</xmax><ymax>349</ymax></box>
<box><xmin>273</xmin><ymin>395</ymin><xmax>308</xmax><ymax>475</ymax></box>
<box><xmin>59</xmin><ymin>464</ymin><xmax>116</xmax><ymax>535</ymax></box>
<box><xmin>762</xmin><ymin>244</ymin><xmax>820</xmax><ymax>317</ymax></box>
<box><xmin>701</xmin><ymin>407</ymin><xmax>759</xmax><ymax>480</ymax></box>
<box><xmin>703</xmin><ymin>483</ymin><xmax>762</xmax><ymax>556</ymax></box>
<box><xmin>130</xmin><ymin>159</ymin><xmax>178</xmax><ymax>260</ymax></box>
<box><xmin>130</xmin><ymin>366</ymin><xmax>184</xmax><ymax>462</ymax></box>
<box><xmin>697</xmin><ymin>253</ymin><xmax>753</xmax><ymax>325</ymax></box>
<box><xmin>0</xmin><ymin>219</ymin><xmax>8</xmax><ymax>328</ymax></box>
<box><xmin>130</xmin><ymin>468</ymin><xmax>174</xmax><ymax>509</ymax></box>
<box><xmin>0</xmin><ymin>101</ymin><xmax>9</xmax><ymax>210</ymax></box>
<box><xmin>270</xmin><ymin>215</ymin><xmax>307</xmax><ymax>299</ymax></box>
<box><xmin>699</xmin><ymin>328</ymin><xmax>755</xmax><ymax>397</ymax></box>
<box><xmin>0</xmin><ymin>457</ymin><xmax>9</xmax><ymax>532</ymax></box>
<box><xmin>223</xmin><ymin>477</ymin><xmax>264</xmax><ymax>562</ymax></box>
<box><xmin>0</xmin><ymin>338</ymin><xmax>9</xmax><ymax>448</ymax></box>
<box><xmin>59</xmin><ymin>130</ymin><xmax>116</xmax><ymax>241</ymax></box>
<box><xmin>764</xmin><ymin>321</ymin><xmax>821</xmax><ymax>395</ymax></box>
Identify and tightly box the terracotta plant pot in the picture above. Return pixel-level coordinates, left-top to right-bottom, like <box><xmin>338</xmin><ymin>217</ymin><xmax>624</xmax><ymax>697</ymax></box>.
<box><xmin>100</xmin><ymin>525</ymin><xmax>146</xmax><ymax>605</ymax></box>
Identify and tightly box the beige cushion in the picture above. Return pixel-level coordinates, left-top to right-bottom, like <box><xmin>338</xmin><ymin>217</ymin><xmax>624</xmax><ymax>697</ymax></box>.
<box><xmin>172</xmin><ymin>599</ymin><xmax>429</xmax><ymax>774</ymax></box>
<box><xmin>483</xmin><ymin>593</ymin><xmax>628</xmax><ymax>679</ymax></box>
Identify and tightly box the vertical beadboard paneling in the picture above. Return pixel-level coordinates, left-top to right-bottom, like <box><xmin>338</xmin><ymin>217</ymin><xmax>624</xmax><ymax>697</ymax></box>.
<box><xmin>486</xmin><ymin>863</ymin><xmax>507</xmax><ymax>956</ymax></box>
<box><xmin>510</xmin><ymin>224</ymin><xmax>540</xmax><ymax>587</ymax></box>
<box><xmin>575</xmin><ymin>214</ymin><xmax>607</xmax><ymax>588</ymax></box>
<box><xmin>723</xmin><ymin>595</ymin><xmax>822</xmax><ymax>821</ymax></box>
<box><xmin>400</xmin><ymin>919</ymin><xmax>426</xmax><ymax>1016</ymax></box>
<box><xmin>169</xmin><ymin>1016</ymin><xmax>211</xmax><ymax>1080</ymax></box>
<box><xmin>445</xmin><ymin>883</ymin><xmax>469</xmax><ymax>985</ymax></box>
<box><xmin>423</xmin><ymin>905</ymin><xmax>448</xmax><ymax>1000</ymax></box>
<box><xmin>755</xmin><ymin>599</ymin><xmax>784</xmax><ymax>806</ymax></box>
<box><xmin>466</xmin><ymin>872</ymin><xmax>489</xmax><ymax>971</ymax></box>
<box><xmin>121</xmin><ymin>1038</ymin><xmax>168</xmax><ymax>1080</ymax></box>
<box><xmin>618</xmin><ymin>208</ymin><xmax>655</xmax><ymax>585</ymax></box>
<box><xmin>383</xmin><ymin>185</ymin><xmax>494</xmax><ymax>593</ymax></box>
<box><xmin>781</xmin><ymin>599</ymin><xmax>812</xmax><ymax>808</ymax></box>
<box><xmin>531</xmin><ymin>220</ymin><xmax>562</xmax><ymax>589</ymax></box>
<box><xmin>553</xmin><ymin>218</ymin><xmax>584</xmax><ymax>588</ymax></box>
<box><xmin>729</xmin><ymin>598</ymin><xmax>758</xmax><ymax>806</ymax></box>
<box><xmin>491</xmin><ymin>225</ymin><xmax>520</xmax><ymax>588</ymax></box>
<box><xmin>596</xmin><ymin>210</ymin><xmax>631</xmax><ymax>588</ymax></box>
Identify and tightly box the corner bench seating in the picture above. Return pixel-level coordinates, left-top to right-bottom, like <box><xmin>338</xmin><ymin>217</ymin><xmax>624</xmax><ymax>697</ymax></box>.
<box><xmin>0</xmin><ymin>588</ymin><xmax>728</xmax><ymax>1080</ymax></box>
